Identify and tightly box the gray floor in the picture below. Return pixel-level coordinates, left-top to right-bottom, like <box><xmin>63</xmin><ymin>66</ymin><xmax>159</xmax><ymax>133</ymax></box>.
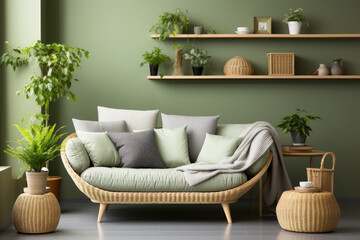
<box><xmin>1</xmin><ymin>199</ymin><xmax>360</xmax><ymax>240</ymax></box>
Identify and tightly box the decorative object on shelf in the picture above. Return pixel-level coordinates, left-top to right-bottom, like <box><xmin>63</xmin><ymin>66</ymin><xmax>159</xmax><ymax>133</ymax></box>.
<box><xmin>277</xmin><ymin>108</ymin><xmax>321</xmax><ymax>146</ymax></box>
<box><xmin>13</xmin><ymin>192</ymin><xmax>61</xmax><ymax>233</ymax></box>
<box><xmin>4</xmin><ymin>123</ymin><xmax>65</xmax><ymax>195</ymax></box>
<box><xmin>184</xmin><ymin>48</ymin><xmax>211</xmax><ymax>76</ymax></box>
<box><xmin>331</xmin><ymin>58</ymin><xmax>343</xmax><ymax>75</ymax></box>
<box><xmin>276</xmin><ymin>190</ymin><xmax>340</xmax><ymax>232</ymax></box>
<box><xmin>235</xmin><ymin>27</ymin><xmax>250</xmax><ymax>34</ymax></box>
<box><xmin>267</xmin><ymin>53</ymin><xmax>295</xmax><ymax>75</ymax></box>
<box><xmin>283</xmin><ymin>8</ymin><xmax>309</xmax><ymax>34</ymax></box>
<box><xmin>223</xmin><ymin>56</ymin><xmax>254</xmax><ymax>75</ymax></box>
<box><xmin>172</xmin><ymin>43</ymin><xmax>184</xmax><ymax>76</ymax></box>
<box><xmin>314</xmin><ymin>64</ymin><xmax>330</xmax><ymax>75</ymax></box>
<box><xmin>140</xmin><ymin>47</ymin><xmax>171</xmax><ymax>76</ymax></box>
<box><xmin>282</xmin><ymin>145</ymin><xmax>312</xmax><ymax>153</ymax></box>
<box><xmin>194</xmin><ymin>24</ymin><xmax>216</xmax><ymax>34</ymax></box>
<box><xmin>307</xmin><ymin>152</ymin><xmax>335</xmax><ymax>193</ymax></box>
<box><xmin>254</xmin><ymin>17</ymin><xmax>271</xmax><ymax>34</ymax></box>
<box><xmin>150</xmin><ymin>8</ymin><xmax>189</xmax><ymax>40</ymax></box>
<box><xmin>0</xmin><ymin>41</ymin><xmax>89</xmax><ymax>199</ymax></box>
<box><xmin>194</xmin><ymin>26</ymin><xmax>203</xmax><ymax>34</ymax></box>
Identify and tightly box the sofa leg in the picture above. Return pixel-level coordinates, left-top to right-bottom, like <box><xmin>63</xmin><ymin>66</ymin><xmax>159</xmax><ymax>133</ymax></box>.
<box><xmin>97</xmin><ymin>203</ymin><xmax>107</xmax><ymax>223</ymax></box>
<box><xmin>221</xmin><ymin>203</ymin><xmax>232</xmax><ymax>224</ymax></box>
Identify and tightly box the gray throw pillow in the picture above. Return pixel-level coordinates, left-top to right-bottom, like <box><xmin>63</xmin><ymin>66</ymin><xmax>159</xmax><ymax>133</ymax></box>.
<box><xmin>72</xmin><ymin>118</ymin><xmax>127</xmax><ymax>132</ymax></box>
<box><xmin>107</xmin><ymin>130</ymin><xmax>165</xmax><ymax>168</ymax></box>
<box><xmin>65</xmin><ymin>137</ymin><xmax>91</xmax><ymax>174</ymax></box>
<box><xmin>161</xmin><ymin>113</ymin><xmax>220</xmax><ymax>162</ymax></box>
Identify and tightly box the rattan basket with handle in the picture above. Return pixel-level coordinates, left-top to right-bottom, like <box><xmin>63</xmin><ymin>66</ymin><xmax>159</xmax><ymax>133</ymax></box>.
<box><xmin>307</xmin><ymin>152</ymin><xmax>335</xmax><ymax>193</ymax></box>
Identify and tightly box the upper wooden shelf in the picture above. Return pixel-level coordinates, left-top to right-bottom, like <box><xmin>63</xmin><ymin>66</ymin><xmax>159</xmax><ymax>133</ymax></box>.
<box><xmin>151</xmin><ymin>34</ymin><xmax>360</xmax><ymax>39</ymax></box>
<box><xmin>148</xmin><ymin>75</ymin><xmax>360</xmax><ymax>80</ymax></box>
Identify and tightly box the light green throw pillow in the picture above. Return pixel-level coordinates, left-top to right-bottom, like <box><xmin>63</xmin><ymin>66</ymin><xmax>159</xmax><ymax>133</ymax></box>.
<box><xmin>77</xmin><ymin>131</ymin><xmax>120</xmax><ymax>167</ymax></box>
<box><xmin>154</xmin><ymin>126</ymin><xmax>191</xmax><ymax>168</ymax></box>
<box><xmin>196</xmin><ymin>133</ymin><xmax>240</xmax><ymax>164</ymax></box>
<box><xmin>65</xmin><ymin>137</ymin><xmax>90</xmax><ymax>174</ymax></box>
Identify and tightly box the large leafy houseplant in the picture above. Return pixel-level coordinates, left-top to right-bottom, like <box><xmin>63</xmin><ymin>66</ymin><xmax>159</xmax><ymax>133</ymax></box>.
<box><xmin>1</xmin><ymin>40</ymin><xmax>90</xmax><ymax>126</ymax></box>
<box><xmin>184</xmin><ymin>48</ymin><xmax>211</xmax><ymax>76</ymax></box>
<box><xmin>140</xmin><ymin>47</ymin><xmax>170</xmax><ymax>76</ymax></box>
<box><xmin>277</xmin><ymin>109</ymin><xmax>321</xmax><ymax>145</ymax></box>
<box><xmin>150</xmin><ymin>8</ymin><xmax>190</xmax><ymax>40</ymax></box>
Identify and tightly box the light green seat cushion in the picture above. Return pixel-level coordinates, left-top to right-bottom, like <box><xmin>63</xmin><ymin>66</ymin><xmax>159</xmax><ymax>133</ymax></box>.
<box><xmin>216</xmin><ymin>124</ymin><xmax>271</xmax><ymax>176</ymax></box>
<box><xmin>154</xmin><ymin>126</ymin><xmax>190</xmax><ymax>168</ymax></box>
<box><xmin>196</xmin><ymin>133</ymin><xmax>240</xmax><ymax>164</ymax></box>
<box><xmin>81</xmin><ymin>168</ymin><xmax>247</xmax><ymax>192</ymax></box>
<box><xmin>65</xmin><ymin>137</ymin><xmax>90</xmax><ymax>174</ymax></box>
<box><xmin>77</xmin><ymin>131</ymin><xmax>121</xmax><ymax>167</ymax></box>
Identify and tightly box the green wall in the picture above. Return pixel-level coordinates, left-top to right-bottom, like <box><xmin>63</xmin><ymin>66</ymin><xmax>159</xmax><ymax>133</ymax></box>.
<box><xmin>29</xmin><ymin>0</ymin><xmax>360</xmax><ymax>198</ymax></box>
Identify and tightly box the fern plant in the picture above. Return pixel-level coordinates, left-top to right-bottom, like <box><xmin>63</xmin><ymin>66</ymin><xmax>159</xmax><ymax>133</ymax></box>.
<box><xmin>150</xmin><ymin>9</ymin><xmax>189</xmax><ymax>40</ymax></box>
<box><xmin>4</xmin><ymin>124</ymin><xmax>65</xmax><ymax>172</ymax></box>
<box><xmin>140</xmin><ymin>47</ymin><xmax>171</xmax><ymax>67</ymax></box>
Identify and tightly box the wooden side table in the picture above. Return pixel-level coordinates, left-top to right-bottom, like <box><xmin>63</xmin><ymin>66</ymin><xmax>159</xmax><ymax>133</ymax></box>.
<box><xmin>283</xmin><ymin>150</ymin><xmax>326</xmax><ymax>168</ymax></box>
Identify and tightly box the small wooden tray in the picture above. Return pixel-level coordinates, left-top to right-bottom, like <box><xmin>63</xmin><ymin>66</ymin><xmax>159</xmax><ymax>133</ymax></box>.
<box><xmin>24</xmin><ymin>187</ymin><xmax>50</xmax><ymax>194</ymax></box>
<box><xmin>294</xmin><ymin>186</ymin><xmax>321</xmax><ymax>193</ymax></box>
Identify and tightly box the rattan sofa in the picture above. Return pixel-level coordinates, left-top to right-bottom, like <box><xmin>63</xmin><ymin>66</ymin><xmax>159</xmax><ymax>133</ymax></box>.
<box><xmin>61</xmin><ymin>133</ymin><xmax>272</xmax><ymax>224</ymax></box>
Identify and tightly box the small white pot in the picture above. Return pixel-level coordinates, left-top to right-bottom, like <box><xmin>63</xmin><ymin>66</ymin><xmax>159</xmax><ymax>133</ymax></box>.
<box><xmin>26</xmin><ymin>171</ymin><xmax>48</xmax><ymax>195</ymax></box>
<box><xmin>288</xmin><ymin>21</ymin><xmax>302</xmax><ymax>34</ymax></box>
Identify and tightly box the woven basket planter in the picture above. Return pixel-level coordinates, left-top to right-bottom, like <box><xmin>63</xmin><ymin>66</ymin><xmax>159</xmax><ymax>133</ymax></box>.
<box><xmin>276</xmin><ymin>190</ymin><xmax>340</xmax><ymax>233</ymax></box>
<box><xmin>307</xmin><ymin>152</ymin><xmax>335</xmax><ymax>193</ymax></box>
<box><xmin>224</xmin><ymin>56</ymin><xmax>254</xmax><ymax>75</ymax></box>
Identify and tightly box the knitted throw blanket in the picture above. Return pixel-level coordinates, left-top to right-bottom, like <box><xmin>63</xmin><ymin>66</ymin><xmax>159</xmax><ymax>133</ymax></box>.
<box><xmin>177</xmin><ymin>121</ymin><xmax>292</xmax><ymax>212</ymax></box>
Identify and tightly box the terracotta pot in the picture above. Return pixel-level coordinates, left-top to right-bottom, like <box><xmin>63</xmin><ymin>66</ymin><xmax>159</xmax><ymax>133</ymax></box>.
<box><xmin>46</xmin><ymin>176</ymin><xmax>62</xmax><ymax>201</ymax></box>
<box><xmin>26</xmin><ymin>171</ymin><xmax>48</xmax><ymax>195</ymax></box>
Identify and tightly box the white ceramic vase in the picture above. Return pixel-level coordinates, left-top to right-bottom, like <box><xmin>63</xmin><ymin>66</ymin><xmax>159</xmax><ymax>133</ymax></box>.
<box><xmin>288</xmin><ymin>21</ymin><xmax>302</xmax><ymax>34</ymax></box>
<box><xmin>318</xmin><ymin>64</ymin><xmax>329</xmax><ymax>75</ymax></box>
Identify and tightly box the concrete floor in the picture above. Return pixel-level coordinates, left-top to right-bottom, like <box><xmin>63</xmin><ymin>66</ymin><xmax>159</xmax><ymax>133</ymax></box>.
<box><xmin>0</xmin><ymin>199</ymin><xmax>359</xmax><ymax>240</ymax></box>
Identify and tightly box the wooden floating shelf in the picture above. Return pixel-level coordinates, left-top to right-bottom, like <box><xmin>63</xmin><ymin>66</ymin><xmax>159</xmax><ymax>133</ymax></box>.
<box><xmin>148</xmin><ymin>75</ymin><xmax>360</xmax><ymax>80</ymax></box>
<box><xmin>151</xmin><ymin>34</ymin><xmax>360</xmax><ymax>39</ymax></box>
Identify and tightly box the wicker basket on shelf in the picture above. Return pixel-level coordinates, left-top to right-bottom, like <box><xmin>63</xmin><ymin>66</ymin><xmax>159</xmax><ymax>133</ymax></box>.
<box><xmin>224</xmin><ymin>56</ymin><xmax>254</xmax><ymax>75</ymax></box>
<box><xmin>267</xmin><ymin>52</ymin><xmax>295</xmax><ymax>75</ymax></box>
<box><xmin>307</xmin><ymin>152</ymin><xmax>335</xmax><ymax>193</ymax></box>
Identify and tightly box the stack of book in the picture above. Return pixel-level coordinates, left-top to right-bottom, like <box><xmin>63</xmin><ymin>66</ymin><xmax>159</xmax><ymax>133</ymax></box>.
<box><xmin>282</xmin><ymin>145</ymin><xmax>312</xmax><ymax>153</ymax></box>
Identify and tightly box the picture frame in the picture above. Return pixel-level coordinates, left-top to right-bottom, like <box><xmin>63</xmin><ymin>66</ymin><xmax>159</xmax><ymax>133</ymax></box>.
<box><xmin>254</xmin><ymin>17</ymin><xmax>272</xmax><ymax>34</ymax></box>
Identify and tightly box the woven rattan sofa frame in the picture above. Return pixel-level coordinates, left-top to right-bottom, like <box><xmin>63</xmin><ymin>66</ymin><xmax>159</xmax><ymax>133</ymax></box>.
<box><xmin>61</xmin><ymin>133</ymin><xmax>273</xmax><ymax>224</ymax></box>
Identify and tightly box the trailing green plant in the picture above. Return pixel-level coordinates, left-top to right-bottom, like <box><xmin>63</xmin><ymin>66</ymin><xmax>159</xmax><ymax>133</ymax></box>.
<box><xmin>0</xmin><ymin>40</ymin><xmax>89</xmax><ymax>126</ymax></box>
<box><xmin>277</xmin><ymin>109</ymin><xmax>321</xmax><ymax>137</ymax></box>
<box><xmin>283</xmin><ymin>8</ymin><xmax>309</xmax><ymax>27</ymax></box>
<box><xmin>150</xmin><ymin>8</ymin><xmax>190</xmax><ymax>40</ymax></box>
<box><xmin>4</xmin><ymin>123</ymin><xmax>65</xmax><ymax>172</ymax></box>
<box><xmin>199</xmin><ymin>24</ymin><xmax>216</xmax><ymax>34</ymax></box>
<box><xmin>184</xmin><ymin>48</ymin><xmax>211</xmax><ymax>67</ymax></box>
<box><xmin>140</xmin><ymin>47</ymin><xmax>171</xmax><ymax>67</ymax></box>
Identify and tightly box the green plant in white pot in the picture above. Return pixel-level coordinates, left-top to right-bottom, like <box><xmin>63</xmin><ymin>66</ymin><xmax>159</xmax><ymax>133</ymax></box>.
<box><xmin>184</xmin><ymin>48</ymin><xmax>211</xmax><ymax>76</ymax></box>
<box><xmin>277</xmin><ymin>109</ymin><xmax>321</xmax><ymax>146</ymax></box>
<box><xmin>4</xmin><ymin>124</ymin><xmax>65</xmax><ymax>195</ymax></box>
<box><xmin>283</xmin><ymin>8</ymin><xmax>309</xmax><ymax>34</ymax></box>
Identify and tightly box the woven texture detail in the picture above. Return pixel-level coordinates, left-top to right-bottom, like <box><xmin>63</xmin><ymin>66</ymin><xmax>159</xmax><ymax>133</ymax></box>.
<box><xmin>276</xmin><ymin>190</ymin><xmax>340</xmax><ymax>232</ymax></box>
<box><xmin>267</xmin><ymin>53</ymin><xmax>295</xmax><ymax>75</ymax></box>
<box><xmin>224</xmin><ymin>56</ymin><xmax>254</xmax><ymax>75</ymax></box>
<box><xmin>61</xmin><ymin>133</ymin><xmax>272</xmax><ymax>204</ymax></box>
<box><xmin>12</xmin><ymin>193</ymin><xmax>60</xmax><ymax>233</ymax></box>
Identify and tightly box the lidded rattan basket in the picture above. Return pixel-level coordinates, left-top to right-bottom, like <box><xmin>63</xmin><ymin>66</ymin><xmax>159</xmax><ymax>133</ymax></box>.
<box><xmin>307</xmin><ymin>152</ymin><xmax>335</xmax><ymax>193</ymax></box>
<box><xmin>224</xmin><ymin>56</ymin><xmax>254</xmax><ymax>75</ymax></box>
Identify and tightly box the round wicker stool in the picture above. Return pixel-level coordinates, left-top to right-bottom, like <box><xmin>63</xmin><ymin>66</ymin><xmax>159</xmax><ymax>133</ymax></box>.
<box><xmin>13</xmin><ymin>192</ymin><xmax>61</xmax><ymax>233</ymax></box>
<box><xmin>276</xmin><ymin>190</ymin><xmax>340</xmax><ymax>233</ymax></box>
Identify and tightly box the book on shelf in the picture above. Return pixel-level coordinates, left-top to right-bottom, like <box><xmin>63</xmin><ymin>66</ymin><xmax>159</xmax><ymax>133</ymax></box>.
<box><xmin>282</xmin><ymin>145</ymin><xmax>312</xmax><ymax>153</ymax></box>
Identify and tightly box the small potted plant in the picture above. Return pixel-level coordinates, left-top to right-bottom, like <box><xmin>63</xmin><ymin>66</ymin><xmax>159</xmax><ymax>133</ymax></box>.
<box><xmin>193</xmin><ymin>24</ymin><xmax>216</xmax><ymax>35</ymax></box>
<box><xmin>140</xmin><ymin>47</ymin><xmax>171</xmax><ymax>76</ymax></box>
<box><xmin>277</xmin><ymin>109</ymin><xmax>321</xmax><ymax>146</ymax></box>
<box><xmin>184</xmin><ymin>48</ymin><xmax>211</xmax><ymax>76</ymax></box>
<box><xmin>4</xmin><ymin>123</ymin><xmax>65</xmax><ymax>195</ymax></box>
<box><xmin>283</xmin><ymin>8</ymin><xmax>309</xmax><ymax>34</ymax></box>
<box><xmin>150</xmin><ymin>8</ymin><xmax>190</xmax><ymax>40</ymax></box>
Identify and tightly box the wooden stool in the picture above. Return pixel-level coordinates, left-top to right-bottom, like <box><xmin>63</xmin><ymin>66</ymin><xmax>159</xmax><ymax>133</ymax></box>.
<box><xmin>276</xmin><ymin>190</ymin><xmax>340</xmax><ymax>233</ymax></box>
<box><xmin>12</xmin><ymin>192</ymin><xmax>61</xmax><ymax>233</ymax></box>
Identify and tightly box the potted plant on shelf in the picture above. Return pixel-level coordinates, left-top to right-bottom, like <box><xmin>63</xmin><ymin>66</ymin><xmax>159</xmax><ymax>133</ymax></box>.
<box><xmin>150</xmin><ymin>8</ymin><xmax>190</xmax><ymax>40</ymax></box>
<box><xmin>184</xmin><ymin>48</ymin><xmax>211</xmax><ymax>76</ymax></box>
<box><xmin>283</xmin><ymin>8</ymin><xmax>309</xmax><ymax>34</ymax></box>
<box><xmin>277</xmin><ymin>109</ymin><xmax>321</xmax><ymax>146</ymax></box>
<box><xmin>140</xmin><ymin>47</ymin><xmax>171</xmax><ymax>76</ymax></box>
<box><xmin>1</xmin><ymin>40</ymin><xmax>89</xmax><ymax>199</ymax></box>
<box><xmin>4</xmin><ymin>123</ymin><xmax>65</xmax><ymax>195</ymax></box>
<box><xmin>193</xmin><ymin>24</ymin><xmax>216</xmax><ymax>34</ymax></box>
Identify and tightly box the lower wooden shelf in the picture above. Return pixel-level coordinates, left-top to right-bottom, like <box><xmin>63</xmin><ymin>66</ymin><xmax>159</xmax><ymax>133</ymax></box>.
<box><xmin>148</xmin><ymin>75</ymin><xmax>360</xmax><ymax>80</ymax></box>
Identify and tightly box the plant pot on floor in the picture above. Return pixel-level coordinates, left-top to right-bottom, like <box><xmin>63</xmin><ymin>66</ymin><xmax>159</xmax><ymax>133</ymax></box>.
<box><xmin>47</xmin><ymin>176</ymin><xmax>62</xmax><ymax>201</ymax></box>
<box><xmin>26</xmin><ymin>171</ymin><xmax>48</xmax><ymax>195</ymax></box>
<box><xmin>288</xmin><ymin>21</ymin><xmax>302</xmax><ymax>34</ymax></box>
<box><xmin>149</xmin><ymin>64</ymin><xmax>159</xmax><ymax>76</ymax></box>
<box><xmin>192</xmin><ymin>67</ymin><xmax>204</xmax><ymax>76</ymax></box>
<box><xmin>291</xmin><ymin>131</ymin><xmax>307</xmax><ymax>146</ymax></box>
